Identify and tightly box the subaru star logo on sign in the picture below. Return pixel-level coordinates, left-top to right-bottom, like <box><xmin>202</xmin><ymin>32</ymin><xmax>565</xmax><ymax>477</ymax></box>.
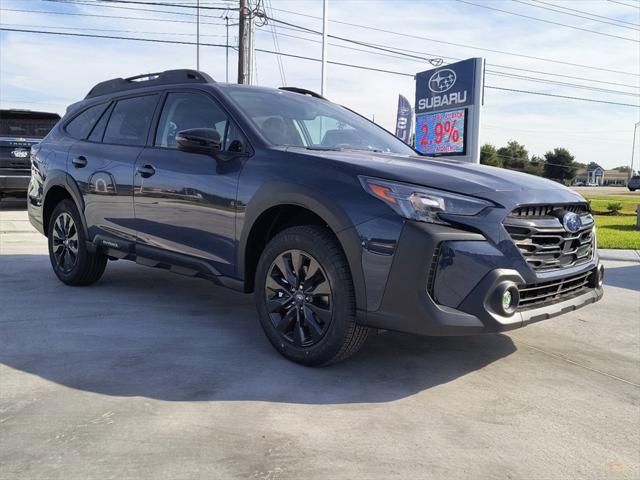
<box><xmin>428</xmin><ymin>69</ymin><xmax>457</xmax><ymax>93</ymax></box>
<box><xmin>562</xmin><ymin>211</ymin><xmax>583</xmax><ymax>233</ymax></box>
<box><xmin>416</xmin><ymin>59</ymin><xmax>477</xmax><ymax>114</ymax></box>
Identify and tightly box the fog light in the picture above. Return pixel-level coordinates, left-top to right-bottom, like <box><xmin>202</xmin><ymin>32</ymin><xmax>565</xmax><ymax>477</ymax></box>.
<box><xmin>492</xmin><ymin>282</ymin><xmax>520</xmax><ymax>316</ymax></box>
<box><xmin>502</xmin><ymin>290</ymin><xmax>514</xmax><ymax>310</ymax></box>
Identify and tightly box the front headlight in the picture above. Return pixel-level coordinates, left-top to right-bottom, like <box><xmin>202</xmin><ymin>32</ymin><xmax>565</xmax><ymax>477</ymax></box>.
<box><xmin>359</xmin><ymin>176</ymin><xmax>492</xmax><ymax>224</ymax></box>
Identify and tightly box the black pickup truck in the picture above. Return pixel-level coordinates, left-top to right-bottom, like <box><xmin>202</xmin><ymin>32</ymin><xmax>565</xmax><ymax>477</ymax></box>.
<box><xmin>0</xmin><ymin>109</ymin><xmax>60</xmax><ymax>199</ymax></box>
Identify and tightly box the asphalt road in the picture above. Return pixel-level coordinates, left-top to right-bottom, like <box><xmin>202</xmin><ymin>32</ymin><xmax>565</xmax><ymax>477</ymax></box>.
<box><xmin>571</xmin><ymin>186</ymin><xmax>639</xmax><ymax>197</ymax></box>
<box><xmin>1</xmin><ymin>199</ymin><xmax>639</xmax><ymax>480</ymax></box>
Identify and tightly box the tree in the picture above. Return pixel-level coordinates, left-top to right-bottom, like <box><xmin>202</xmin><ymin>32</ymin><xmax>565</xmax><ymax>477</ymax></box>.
<box><xmin>497</xmin><ymin>140</ymin><xmax>529</xmax><ymax>171</ymax></box>
<box><xmin>480</xmin><ymin>143</ymin><xmax>502</xmax><ymax>167</ymax></box>
<box><xmin>543</xmin><ymin>147</ymin><xmax>579</xmax><ymax>182</ymax></box>
<box><xmin>525</xmin><ymin>155</ymin><xmax>545</xmax><ymax>176</ymax></box>
<box><xmin>614</xmin><ymin>166</ymin><xmax>631</xmax><ymax>173</ymax></box>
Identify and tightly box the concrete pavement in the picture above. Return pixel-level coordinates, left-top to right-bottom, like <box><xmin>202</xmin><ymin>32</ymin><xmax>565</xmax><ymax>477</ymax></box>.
<box><xmin>1</xmin><ymin>199</ymin><xmax>639</xmax><ymax>479</ymax></box>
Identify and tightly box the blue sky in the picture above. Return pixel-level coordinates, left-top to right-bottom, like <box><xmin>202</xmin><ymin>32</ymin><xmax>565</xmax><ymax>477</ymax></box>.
<box><xmin>1</xmin><ymin>0</ymin><xmax>638</xmax><ymax>169</ymax></box>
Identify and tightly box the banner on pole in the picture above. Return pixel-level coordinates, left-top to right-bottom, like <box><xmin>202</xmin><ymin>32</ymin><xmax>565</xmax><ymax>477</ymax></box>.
<box><xmin>394</xmin><ymin>94</ymin><xmax>413</xmax><ymax>144</ymax></box>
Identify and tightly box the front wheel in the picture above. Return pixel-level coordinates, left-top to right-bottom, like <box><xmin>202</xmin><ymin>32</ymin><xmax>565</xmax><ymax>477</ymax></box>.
<box><xmin>254</xmin><ymin>225</ymin><xmax>369</xmax><ymax>366</ymax></box>
<box><xmin>48</xmin><ymin>199</ymin><xmax>107</xmax><ymax>286</ymax></box>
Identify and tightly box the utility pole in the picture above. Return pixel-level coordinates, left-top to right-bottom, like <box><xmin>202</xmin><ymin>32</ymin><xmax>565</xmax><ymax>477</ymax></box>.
<box><xmin>225</xmin><ymin>15</ymin><xmax>229</xmax><ymax>82</ymax></box>
<box><xmin>196</xmin><ymin>0</ymin><xmax>200</xmax><ymax>70</ymax></box>
<box><xmin>321</xmin><ymin>0</ymin><xmax>328</xmax><ymax>96</ymax></box>
<box><xmin>237</xmin><ymin>0</ymin><xmax>250</xmax><ymax>84</ymax></box>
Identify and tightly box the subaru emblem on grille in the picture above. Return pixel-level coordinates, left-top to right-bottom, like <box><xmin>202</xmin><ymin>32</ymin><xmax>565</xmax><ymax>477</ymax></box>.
<box><xmin>562</xmin><ymin>211</ymin><xmax>582</xmax><ymax>233</ymax></box>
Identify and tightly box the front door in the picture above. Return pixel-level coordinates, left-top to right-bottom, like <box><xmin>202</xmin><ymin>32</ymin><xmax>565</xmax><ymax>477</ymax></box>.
<box><xmin>133</xmin><ymin>91</ymin><xmax>247</xmax><ymax>278</ymax></box>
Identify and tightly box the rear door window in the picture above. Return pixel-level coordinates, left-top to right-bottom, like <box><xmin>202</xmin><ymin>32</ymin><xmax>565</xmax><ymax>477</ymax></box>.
<box><xmin>65</xmin><ymin>103</ymin><xmax>109</xmax><ymax>140</ymax></box>
<box><xmin>103</xmin><ymin>95</ymin><xmax>158</xmax><ymax>146</ymax></box>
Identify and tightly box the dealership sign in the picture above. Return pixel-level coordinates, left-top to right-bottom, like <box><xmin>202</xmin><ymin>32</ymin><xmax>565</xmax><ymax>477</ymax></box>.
<box><xmin>415</xmin><ymin>58</ymin><xmax>484</xmax><ymax>163</ymax></box>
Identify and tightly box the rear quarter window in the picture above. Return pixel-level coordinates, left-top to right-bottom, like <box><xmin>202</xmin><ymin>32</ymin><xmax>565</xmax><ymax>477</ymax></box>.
<box><xmin>65</xmin><ymin>103</ymin><xmax>110</xmax><ymax>140</ymax></box>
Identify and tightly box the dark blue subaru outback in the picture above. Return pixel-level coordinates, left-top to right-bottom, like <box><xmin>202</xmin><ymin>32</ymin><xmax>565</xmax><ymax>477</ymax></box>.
<box><xmin>28</xmin><ymin>70</ymin><xmax>603</xmax><ymax>365</ymax></box>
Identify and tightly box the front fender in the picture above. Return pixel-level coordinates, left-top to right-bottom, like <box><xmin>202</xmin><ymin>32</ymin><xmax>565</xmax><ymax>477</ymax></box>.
<box><xmin>237</xmin><ymin>180</ymin><xmax>372</xmax><ymax>312</ymax></box>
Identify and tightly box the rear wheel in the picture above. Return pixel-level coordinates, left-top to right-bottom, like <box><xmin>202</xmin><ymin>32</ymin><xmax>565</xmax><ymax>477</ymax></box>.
<box><xmin>48</xmin><ymin>199</ymin><xmax>107</xmax><ymax>286</ymax></box>
<box><xmin>255</xmin><ymin>225</ymin><xmax>369</xmax><ymax>366</ymax></box>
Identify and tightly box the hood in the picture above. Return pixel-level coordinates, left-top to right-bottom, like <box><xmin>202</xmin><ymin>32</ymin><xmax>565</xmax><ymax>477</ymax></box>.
<box><xmin>294</xmin><ymin>148</ymin><xmax>586</xmax><ymax>206</ymax></box>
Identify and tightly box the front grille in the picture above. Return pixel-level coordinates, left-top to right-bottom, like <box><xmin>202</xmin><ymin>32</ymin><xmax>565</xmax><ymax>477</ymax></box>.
<box><xmin>518</xmin><ymin>270</ymin><xmax>593</xmax><ymax>310</ymax></box>
<box><xmin>509</xmin><ymin>204</ymin><xmax>588</xmax><ymax>218</ymax></box>
<box><xmin>504</xmin><ymin>204</ymin><xmax>594</xmax><ymax>272</ymax></box>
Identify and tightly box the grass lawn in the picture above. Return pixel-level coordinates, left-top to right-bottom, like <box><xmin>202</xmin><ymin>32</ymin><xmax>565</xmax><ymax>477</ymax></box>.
<box><xmin>579</xmin><ymin>193</ymin><xmax>639</xmax><ymax>249</ymax></box>
<box><xmin>594</xmin><ymin>215</ymin><xmax>640</xmax><ymax>250</ymax></box>
<box><xmin>583</xmin><ymin>194</ymin><xmax>639</xmax><ymax>215</ymax></box>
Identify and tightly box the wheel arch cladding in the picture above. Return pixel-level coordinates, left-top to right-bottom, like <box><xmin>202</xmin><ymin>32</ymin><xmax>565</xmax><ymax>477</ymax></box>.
<box><xmin>42</xmin><ymin>174</ymin><xmax>86</xmax><ymax>238</ymax></box>
<box><xmin>241</xmin><ymin>196</ymin><xmax>367</xmax><ymax>312</ymax></box>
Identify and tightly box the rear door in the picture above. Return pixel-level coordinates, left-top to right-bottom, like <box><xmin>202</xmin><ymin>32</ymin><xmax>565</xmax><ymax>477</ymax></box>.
<box><xmin>133</xmin><ymin>90</ymin><xmax>247</xmax><ymax>277</ymax></box>
<box><xmin>67</xmin><ymin>94</ymin><xmax>159</xmax><ymax>243</ymax></box>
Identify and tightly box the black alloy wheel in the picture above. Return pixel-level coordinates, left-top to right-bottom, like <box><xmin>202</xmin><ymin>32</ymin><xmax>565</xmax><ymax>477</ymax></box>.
<box><xmin>255</xmin><ymin>225</ymin><xmax>369</xmax><ymax>366</ymax></box>
<box><xmin>47</xmin><ymin>199</ymin><xmax>107</xmax><ymax>286</ymax></box>
<box><xmin>51</xmin><ymin>212</ymin><xmax>79</xmax><ymax>274</ymax></box>
<box><xmin>265</xmin><ymin>249</ymin><xmax>333</xmax><ymax>347</ymax></box>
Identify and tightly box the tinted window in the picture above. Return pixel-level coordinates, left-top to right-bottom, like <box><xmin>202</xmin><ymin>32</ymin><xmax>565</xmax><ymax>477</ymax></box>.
<box><xmin>155</xmin><ymin>92</ymin><xmax>243</xmax><ymax>150</ymax></box>
<box><xmin>87</xmin><ymin>103</ymin><xmax>112</xmax><ymax>142</ymax></box>
<box><xmin>65</xmin><ymin>103</ymin><xmax>109</xmax><ymax>140</ymax></box>
<box><xmin>103</xmin><ymin>95</ymin><xmax>158</xmax><ymax>146</ymax></box>
<box><xmin>0</xmin><ymin>111</ymin><xmax>59</xmax><ymax>138</ymax></box>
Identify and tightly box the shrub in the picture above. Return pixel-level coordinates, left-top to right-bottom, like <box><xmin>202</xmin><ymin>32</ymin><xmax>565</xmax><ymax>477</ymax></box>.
<box><xmin>606</xmin><ymin>202</ymin><xmax>623</xmax><ymax>215</ymax></box>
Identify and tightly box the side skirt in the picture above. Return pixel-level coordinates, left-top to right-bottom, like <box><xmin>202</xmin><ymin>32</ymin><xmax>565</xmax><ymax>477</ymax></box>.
<box><xmin>91</xmin><ymin>234</ymin><xmax>246</xmax><ymax>292</ymax></box>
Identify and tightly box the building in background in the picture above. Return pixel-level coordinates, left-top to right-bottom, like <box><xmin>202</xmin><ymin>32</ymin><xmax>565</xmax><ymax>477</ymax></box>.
<box><xmin>574</xmin><ymin>163</ymin><xmax>630</xmax><ymax>186</ymax></box>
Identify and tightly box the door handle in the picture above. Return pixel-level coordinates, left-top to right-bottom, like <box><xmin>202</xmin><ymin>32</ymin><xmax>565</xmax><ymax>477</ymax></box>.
<box><xmin>72</xmin><ymin>156</ymin><xmax>87</xmax><ymax>168</ymax></box>
<box><xmin>137</xmin><ymin>164</ymin><xmax>156</xmax><ymax>178</ymax></box>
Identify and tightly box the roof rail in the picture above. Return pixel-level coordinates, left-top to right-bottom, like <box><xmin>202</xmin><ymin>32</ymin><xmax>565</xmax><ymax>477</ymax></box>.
<box><xmin>85</xmin><ymin>69</ymin><xmax>215</xmax><ymax>99</ymax></box>
<box><xmin>278</xmin><ymin>87</ymin><xmax>326</xmax><ymax>100</ymax></box>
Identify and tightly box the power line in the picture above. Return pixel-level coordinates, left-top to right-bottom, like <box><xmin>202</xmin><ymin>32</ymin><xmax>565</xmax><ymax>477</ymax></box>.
<box><xmin>513</xmin><ymin>0</ymin><xmax>640</xmax><ymax>31</ymax></box>
<box><xmin>254</xmin><ymin>24</ymin><xmax>639</xmax><ymax>97</ymax></box>
<box><xmin>2</xmin><ymin>27</ymin><xmax>638</xmax><ymax>108</ymax></box>
<box><xmin>264</xmin><ymin>22</ymin><xmax>640</xmax><ymax>90</ymax></box>
<box><xmin>607</xmin><ymin>0</ymin><xmax>640</xmax><ymax>9</ymax></box>
<box><xmin>1</xmin><ymin>23</ymin><xmax>230</xmax><ymax>37</ymax></box>
<box><xmin>43</xmin><ymin>0</ymin><xmax>236</xmax><ymax>20</ymax></box>
<box><xmin>0</xmin><ymin>26</ymin><xmax>229</xmax><ymax>48</ymax></box>
<box><xmin>74</xmin><ymin>0</ymin><xmax>232</xmax><ymax>11</ymax></box>
<box><xmin>254</xmin><ymin>46</ymin><xmax>640</xmax><ymax>108</ymax></box>
<box><xmin>43</xmin><ymin>0</ymin><xmax>640</xmax><ymax>76</ymax></box>
<box><xmin>266</xmin><ymin>6</ymin><xmax>640</xmax><ymax>77</ymax></box>
<box><xmin>455</xmin><ymin>0</ymin><xmax>640</xmax><ymax>43</ymax></box>
<box><xmin>529</xmin><ymin>0</ymin><xmax>640</xmax><ymax>28</ymax></box>
<box><xmin>484</xmin><ymin>85</ymin><xmax>638</xmax><ymax>108</ymax></box>
<box><xmin>1</xmin><ymin>7</ymin><xmax>232</xmax><ymax>26</ymax></box>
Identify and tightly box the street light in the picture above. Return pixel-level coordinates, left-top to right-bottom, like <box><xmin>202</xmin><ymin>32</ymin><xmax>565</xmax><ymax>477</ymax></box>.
<box><xmin>631</xmin><ymin>121</ymin><xmax>640</xmax><ymax>180</ymax></box>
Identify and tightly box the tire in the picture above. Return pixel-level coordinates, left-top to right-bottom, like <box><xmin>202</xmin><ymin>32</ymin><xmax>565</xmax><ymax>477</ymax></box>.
<box><xmin>254</xmin><ymin>225</ymin><xmax>369</xmax><ymax>366</ymax></box>
<box><xmin>47</xmin><ymin>199</ymin><xmax>107</xmax><ymax>286</ymax></box>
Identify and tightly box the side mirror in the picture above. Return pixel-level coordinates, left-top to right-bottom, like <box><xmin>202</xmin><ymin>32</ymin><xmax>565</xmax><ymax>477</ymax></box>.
<box><xmin>176</xmin><ymin>128</ymin><xmax>221</xmax><ymax>156</ymax></box>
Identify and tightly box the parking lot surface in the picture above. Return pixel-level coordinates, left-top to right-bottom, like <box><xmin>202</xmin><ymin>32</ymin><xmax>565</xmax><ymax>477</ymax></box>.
<box><xmin>1</xmin><ymin>199</ymin><xmax>639</xmax><ymax>479</ymax></box>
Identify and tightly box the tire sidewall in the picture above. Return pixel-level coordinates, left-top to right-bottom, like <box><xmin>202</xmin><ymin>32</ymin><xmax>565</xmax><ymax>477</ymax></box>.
<box><xmin>47</xmin><ymin>199</ymin><xmax>90</xmax><ymax>284</ymax></box>
<box><xmin>255</xmin><ymin>227</ymin><xmax>355</xmax><ymax>365</ymax></box>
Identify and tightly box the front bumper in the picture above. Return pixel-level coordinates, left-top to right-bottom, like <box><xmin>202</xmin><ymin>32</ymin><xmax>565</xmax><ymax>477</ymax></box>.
<box><xmin>0</xmin><ymin>172</ymin><xmax>30</xmax><ymax>195</ymax></box>
<box><xmin>358</xmin><ymin>220</ymin><xmax>603</xmax><ymax>336</ymax></box>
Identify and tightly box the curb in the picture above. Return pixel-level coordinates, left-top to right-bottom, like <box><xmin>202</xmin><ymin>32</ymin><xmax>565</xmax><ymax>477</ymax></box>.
<box><xmin>599</xmin><ymin>249</ymin><xmax>640</xmax><ymax>263</ymax></box>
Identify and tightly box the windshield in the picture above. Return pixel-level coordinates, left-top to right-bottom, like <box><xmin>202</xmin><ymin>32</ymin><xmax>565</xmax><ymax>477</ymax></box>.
<box><xmin>225</xmin><ymin>87</ymin><xmax>415</xmax><ymax>155</ymax></box>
